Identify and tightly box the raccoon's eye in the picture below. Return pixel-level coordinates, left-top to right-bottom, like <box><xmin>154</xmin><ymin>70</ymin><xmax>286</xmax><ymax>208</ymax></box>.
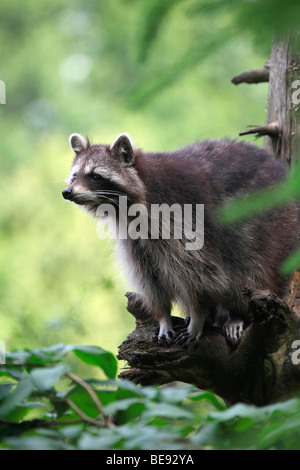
<box><xmin>90</xmin><ymin>174</ymin><xmax>102</xmax><ymax>182</ymax></box>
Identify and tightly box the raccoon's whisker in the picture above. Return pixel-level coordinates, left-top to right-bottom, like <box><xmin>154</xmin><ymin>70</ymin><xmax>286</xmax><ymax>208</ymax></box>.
<box><xmin>97</xmin><ymin>194</ymin><xmax>123</xmax><ymax>198</ymax></box>
<box><xmin>94</xmin><ymin>193</ymin><xmax>124</xmax><ymax>199</ymax></box>
<box><xmin>93</xmin><ymin>190</ymin><xmax>124</xmax><ymax>196</ymax></box>
<box><xmin>93</xmin><ymin>189</ymin><xmax>123</xmax><ymax>192</ymax></box>
<box><xmin>97</xmin><ymin>195</ymin><xmax>120</xmax><ymax>205</ymax></box>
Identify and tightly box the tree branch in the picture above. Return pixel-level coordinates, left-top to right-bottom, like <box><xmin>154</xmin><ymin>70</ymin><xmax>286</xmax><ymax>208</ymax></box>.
<box><xmin>118</xmin><ymin>291</ymin><xmax>300</xmax><ymax>406</ymax></box>
<box><xmin>231</xmin><ymin>68</ymin><xmax>270</xmax><ymax>85</ymax></box>
<box><xmin>239</xmin><ymin>121</ymin><xmax>280</xmax><ymax>139</ymax></box>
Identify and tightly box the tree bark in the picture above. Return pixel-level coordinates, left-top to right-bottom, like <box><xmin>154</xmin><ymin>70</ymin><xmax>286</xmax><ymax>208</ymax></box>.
<box><xmin>231</xmin><ymin>64</ymin><xmax>270</xmax><ymax>85</ymax></box>
<box><xmin>117</xmin><ymin>34</ymin><xmax>300</xmax><ymax>406</ymax></box>
<box><xmin>264</xmin><ymin>34</ymin><xmax>300</xmax><ymax>164</ymax></box>
<box><xmin>118</xmin><ymin>291</ymin><xmax>300</xmax><ymax>406</ymax></box>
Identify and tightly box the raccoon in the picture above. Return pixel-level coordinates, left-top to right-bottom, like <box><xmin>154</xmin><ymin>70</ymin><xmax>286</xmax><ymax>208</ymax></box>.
<box><xmin>62</xmin><ymin>133</ymin><xmax>299</xmax><ymax>346</ymax></box>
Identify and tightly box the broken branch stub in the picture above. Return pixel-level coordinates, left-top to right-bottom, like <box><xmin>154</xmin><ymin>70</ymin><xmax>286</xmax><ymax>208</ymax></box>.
<box><xmin>231</xmin><ymin>67</ymin><xmax>270</xmax><ymax>85</ymax></box>
<box><xmin>239</xmin><ymin>121</ymin><xmax>281</xmax><ymax>139</ymax></box>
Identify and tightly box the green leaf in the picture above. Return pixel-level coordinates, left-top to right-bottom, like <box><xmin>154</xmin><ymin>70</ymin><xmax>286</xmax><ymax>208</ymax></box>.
<box><xmin>0</xmin><ymin>377</ymin><xmax>34</xmax><ymax>418</ymax></box>
<box><xmin>159</xmin><ymin>385</ymin><xmax>193</xmax><ymax>404</ymax></box>
<box><xmin>116</xmin><ymin>381</ymin><xmax>145</xmax><ymax>400</ymax></box>
<box><xmin>129</xmin><ymin>26</ymin><xmax>237</xmax><ymax>108</ymax></box>
<box><xmin>0</xmin><ymin>384</ymin><xmax>13</xmax><ymax>401</ymax></box>
<box><xmin>281</xmin><ymin>248</ymin><xmax>300</xmax><ymax>274</ymax></box>
<box><xmin>26</xmin><ymin>344</ymin><xmax>72</xmax><ymax>364</ymax></box>
<box><xmin>5</xmin><ymin>350</ymin><xmax>31</xmax><ymax>365</ymax></box>
<box><xmin>143</xmin><ymin>401</ymin><xmax>193</xmax><ymax>420</ymax></box>
<box><xmin>60</xmin><ymin>424</ymin><xmax>83</xmax><ymax>441</ymax></box>
<box><xmin>208</xmin><ymin>399</ymin><xmax>299</xmax><ymax>423</ymax></box>
<box><xmin>78</xmin><ymin>431</ymin><xmax>122</xmax><ymax>450</ymax></box>
<box><xmin>71</xmin><ymin>345</ymin><xmax>117</xmax><ymax>379</ymax></box>
<box><xmin>258</xmin><ymin>413</ymin><xmax>300</xmax><ymax>450</ymax></box>
<box><xmin>189</xmin><ymin>390</ymin><xmax>226</xmax><ymax>411</ymax></box>
<box><xmin>137</xmin><ymin>0</ymin><xmax>184</xmax><ymax>62</ymax></box>
<box><xmin>216</xmin><ymin>168</ymin><xmax>300</xmax><ymax>226</ymax></box>
<box><xmin>104</xmin><ymin>397</ymin><xmax>145</xmax><ymax>415</ymax></box>
<box><xmin>6</xmin><ymin>344</ymin><xmax>70</xmax><ymax>366</ymax></box>
<box><xmin>4</xmin><ymin>435</ymin><xmax>73</xmax><ymax>450</ymax></box>
<box><xmin>67</xmin><ymin>386</ymin><xmax>104</xmax><ymax>419</ymax></box>
<box><xmin>115</xmin><ymin>424</ymin><xmax>183</xmax><ymax>450</ymax></box>
<box><xmin>193</xmin><ymin>398</ymin><xmax>300</xmax><ymax>449</ymax></box>
<box><xmin>105</xmin><ymin>397</ymin><xmax>146</xmax><ymax>424</ymax></box>
<box><xmin>30</xmin><ymin>364</ymin><xmax>69</xmax><ymax>392</ymax></box>
<box><xmin>1</xmin><ymin>402</ymin><xmax>45</xmax><ymax>424</ymax></box>
<box><xmin>0</xmin><ymin>368</ymin><xmax>26</xmax><ymax>380</ymax></box>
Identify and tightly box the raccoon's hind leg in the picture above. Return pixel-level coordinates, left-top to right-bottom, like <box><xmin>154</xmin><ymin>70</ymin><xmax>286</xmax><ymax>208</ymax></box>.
<box><xmin>223</xmin><ymin>318</ymin><xmax>244</xmax><ymax>345</ymax></box>
<box><xmin>214</xmin><ymin>306</ymin><xmax>247</xmax><ymax>346</ymax></box>
<box><xmin>175</xmin><ymin>307</ymin><xmax>208</xmax><ymax>346</ymax></box>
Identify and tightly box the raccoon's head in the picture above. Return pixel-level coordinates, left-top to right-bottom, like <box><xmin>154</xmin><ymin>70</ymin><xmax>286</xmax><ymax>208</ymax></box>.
<box><xmin>62</xmin><ymin>133</ymin><xmax>145</xmax><ymax>215</ymax></box>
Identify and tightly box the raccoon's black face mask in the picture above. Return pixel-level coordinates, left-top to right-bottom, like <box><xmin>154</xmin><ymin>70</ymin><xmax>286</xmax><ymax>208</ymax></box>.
<box><xmin>62</xmin><ymin>132</ymin><xmax>144</xmax><ymax>213</ymax></box>
<box><xmin>62</xmin><ymin>171</ymin><xmax>128</xmax><ymax>206</ymax></box>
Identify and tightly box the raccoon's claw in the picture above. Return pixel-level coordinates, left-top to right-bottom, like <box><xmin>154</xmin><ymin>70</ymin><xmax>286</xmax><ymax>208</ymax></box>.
<box><xmin>175</xmin><ymin>329</ymin><xmax>190</xmax><ymax>346</ymax></box>
<box><xmin>175</xmin><ymin>329</ymin><xmax>201</xmax><ymax>347</ymax></box>
<box><xmin>172</xmin><ymin>317</ymin><xmax>190</xmax><ymax>345</ymax></box>
<box><xmin>223</xmin><ymin>319</ymin><xmax>244</xmax><ymax>346</ymax></box>
<box><xmin>176</xmin><ymin>315</ymin><xmax>205</xmax><ymax>347</ymax></box>
<box><xmin>152</xmin><ymin>327</ymin><xmax>175</xmax><ymax>345</ymax></box>
<box><xmin>158</xmin><ymin>330</ymin><xmax>175</xmax><ymax>345</ymax></box>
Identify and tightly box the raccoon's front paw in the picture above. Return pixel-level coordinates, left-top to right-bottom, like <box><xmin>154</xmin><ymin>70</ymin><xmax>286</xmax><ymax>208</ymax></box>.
<box><xmin>158</xmin><ymin>329</ymin><xmax>175</xmax><ymax>345</ymax></box>
<box><xmin>175</xmin><ymin>328</ymin><xmax>202</xmax><ymax>347</ymax></box>
<box><xmin>175</xmin><ymin>328</ymin><xmax>191</xmax><ymax>346</ymax></box>
<box><xmin>175</xmin><ymin>316</ymin><xmax>205</xmax><ymax>347</ymax></box>
<box><xmin>152</xmin><ymin>321</ymin><xmax>175</xmax><ymax>345</ymax></box>
<box><xmin>223</xmin><ymin>319</ymin><xmax>244</xmax><ymax>346</ymax></box>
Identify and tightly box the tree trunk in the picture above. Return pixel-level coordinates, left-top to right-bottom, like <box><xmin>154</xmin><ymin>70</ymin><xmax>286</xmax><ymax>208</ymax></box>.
<box><xmin>264</xmin><ymin>34</ymin><xmax>300</xmax><ymax>165</ymax></box>
<box><xmin>265</xmin><ymin>33</ymin><xmax>300</xmax><ymax>314</ymax></box>
<box><xmin>117</xmin><ymin>34</ymin><xmax>300</xmax><ymax>406</ymax></box>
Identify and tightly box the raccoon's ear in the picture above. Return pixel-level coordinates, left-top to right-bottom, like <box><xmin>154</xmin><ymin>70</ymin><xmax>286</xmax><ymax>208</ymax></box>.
<box><xmin>110</xmin><ymin>133</ymin><xmax>135</xmax><ymax>166</ymax></box>
<box><xmin>69</xmin><ymin>133</ymin><xmax>89</xmax><ymax>155</ymax></box>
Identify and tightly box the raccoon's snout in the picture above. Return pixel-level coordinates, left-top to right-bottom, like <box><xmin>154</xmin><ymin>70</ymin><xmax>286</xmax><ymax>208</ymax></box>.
<box><xmin>62</xmin><ymin>187</ymin><xmax>73</xmax><ymax>200</ymax></box>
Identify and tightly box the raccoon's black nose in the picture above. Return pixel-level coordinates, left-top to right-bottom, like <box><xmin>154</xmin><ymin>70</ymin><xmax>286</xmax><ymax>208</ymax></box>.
<box><xmin>62</xmin><ymin>187</ymin><xmax>73</xmax><ymax>200</ymax></box>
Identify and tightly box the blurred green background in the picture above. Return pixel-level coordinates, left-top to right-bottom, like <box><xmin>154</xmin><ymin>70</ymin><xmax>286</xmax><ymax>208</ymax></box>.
<box><xmin>0</xmin><ymin>0</ymin><xmax>273</xmax><ymax>358</ymax></box>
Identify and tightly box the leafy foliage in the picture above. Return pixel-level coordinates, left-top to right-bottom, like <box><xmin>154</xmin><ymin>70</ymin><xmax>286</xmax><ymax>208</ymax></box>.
<box><xmin>1</xmin><ymin>344</ymin><xmax>300</xmax><ymax>450</ymax></box>
<box><xmin>129</xmin><ymin>0</ymin><xmax>300</xmax><ymax>106</ymax></box>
